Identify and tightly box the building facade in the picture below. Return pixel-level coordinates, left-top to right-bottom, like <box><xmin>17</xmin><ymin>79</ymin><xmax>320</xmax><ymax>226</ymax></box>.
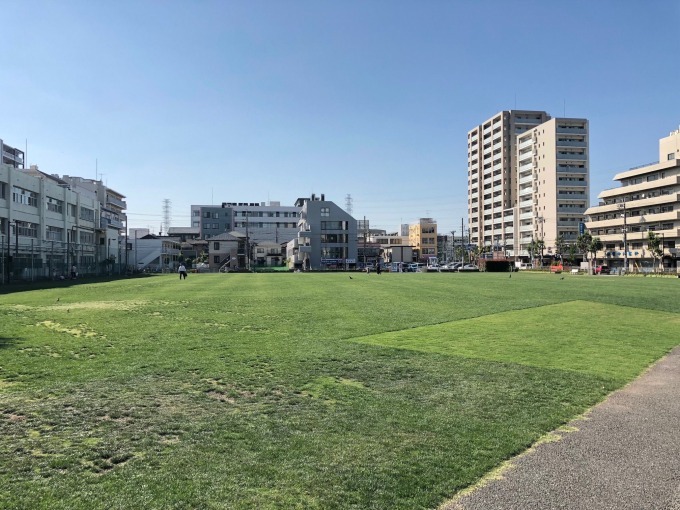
<box><xmin>1</xmin><ymin>139</ymin><xmax>24</xmax><ymax>168</ymax></box>
<box><xmin>512</xmin><ymin>118</ymin><xmax>589</xmax><ymax>259</ymax></box>
<box><xmin>584</xmin><ymin>129</ymin><xmax>680</xmax><ymax>272</ymax></box>
<box><xmin>1</xmin><ymin>163</ymin><xmax>101</xmax><ymax>281</ymax></box>
<box><xmin>467</xmin><ymin>110</ymin><xmax>589</xmax><ymax>260</ymax></box>
<box><xmin>408</xmin><ymin>218</ymin><xmax>437</xmax><ymax>261</ymax></box>
<box><xmin>191</xmin><ymin>201</ymin><xmax>300</xmax><ymax>243</ymax></box>
<box><xmin>287</xmin><ymin>194</ymin><xmax>357</xmax><ymax>270</ymax></box>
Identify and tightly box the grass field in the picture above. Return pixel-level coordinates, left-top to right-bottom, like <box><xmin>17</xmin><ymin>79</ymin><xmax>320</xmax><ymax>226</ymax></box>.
<box><xmin>1</xmin><ymin>272</ymin><xmax>679</xmax><ymax>509</ymax></box>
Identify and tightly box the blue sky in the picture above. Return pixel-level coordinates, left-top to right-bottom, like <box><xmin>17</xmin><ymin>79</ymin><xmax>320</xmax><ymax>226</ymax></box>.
<box><xmin>2</xmin><ymin>0</ymin><xmax>680</xmax><ymax>234</ymax></box>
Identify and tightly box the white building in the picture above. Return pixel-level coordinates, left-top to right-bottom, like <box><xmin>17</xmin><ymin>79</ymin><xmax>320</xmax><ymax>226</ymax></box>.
<box><xmin>584</xmin><ymin>128</ymin><xmax>680</xmax><ymax>272</ymax></box>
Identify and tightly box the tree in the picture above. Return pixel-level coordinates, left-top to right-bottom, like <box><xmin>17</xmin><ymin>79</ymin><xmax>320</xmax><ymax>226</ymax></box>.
<box><xmin>589</xmin><ymin>237</ymin><xmax>603</xmax><ymax>271</ymax></box>
<box><xmin>647</xmin><ymin>231</ymin><xmax>663</xmax><ymax>272</ymax></box>
<box><xmin>555</xmin><ymin>234</ymin><xmax>567</xmax><ymax>264</ymax></box>
<box><xmin>576</xmin><ymin>233</ymin><xmax>593</xmax><ymax>274</ymax></box>
<box><xmin>567</xmin><ymin>243</ymin><xmax>578</xmax><ymax>265</ymax></box>
<box><xmin>527</xmin><ymin>238</ymin><xmax>545</xmax><ymax>267</ymax></box>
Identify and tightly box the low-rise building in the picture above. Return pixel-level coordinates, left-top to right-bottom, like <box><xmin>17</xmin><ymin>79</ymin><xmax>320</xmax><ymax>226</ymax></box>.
<box><xmin>1</xmin><ymin>162</ymin><xmax>101</xmax><ymax>281</ymax></box>
<box><xmin>584</xmin><ymin>128</ymin><xmax>680</xmax><ymax>272</ymax></box>
<box><xmin>287</xmin><ymin>194</ymin><xmax>357</xmax><ymax>270</ymax></box>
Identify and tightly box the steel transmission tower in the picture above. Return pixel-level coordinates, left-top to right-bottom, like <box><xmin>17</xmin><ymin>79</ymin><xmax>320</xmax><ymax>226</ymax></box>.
<box><xmin>162</xmin><ymin>199</ymin><xmax>171</xmax><ymax>236</ymax></box>
<box><xmin>345</xmin><ymin>194</ymin><xmax>353</xmax><ymax>215</ymax></box>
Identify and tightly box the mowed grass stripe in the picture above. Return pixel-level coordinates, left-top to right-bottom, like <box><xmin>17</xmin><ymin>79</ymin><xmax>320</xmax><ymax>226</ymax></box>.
<box><xmin>351</xmin><ymin>300</ymin><xmax>680</xmax><ymax>381</ymax></box>
<box><xmin>1</xmin><ymin>274</ymin><xmax>680</xmax><ymax>509</ymax></box>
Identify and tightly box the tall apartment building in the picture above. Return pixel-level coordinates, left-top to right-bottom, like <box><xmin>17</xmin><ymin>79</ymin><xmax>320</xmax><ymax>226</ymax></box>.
<box><xmin>584</xmin><ymin>128</ymin><xmax>680</xmax><ymax>271</ymax></box>
<box><xmin>408</xmin><ymin>217</ymin><xmax>437</xmax><ymax>261</ymax></box>
<box><xmin>467</xmin><ymin>110</ymin><xmax>589</xmax><ymax>259</ymax></box>
<box><xmin>191</xmin><ymin>201</ymin><xmax>300</xmax><ymax>242</ymax></box>
<box><xmin>513</xmin><ymin>118</ymin><xmax>589</xmax><ymax>258</ymax></box>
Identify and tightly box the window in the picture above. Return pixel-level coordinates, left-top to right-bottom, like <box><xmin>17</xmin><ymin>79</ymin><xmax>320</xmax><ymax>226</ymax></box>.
<box><xmin>80</xmin><ymin>231</ymin><xmax>95</xmax><ymax>245</ymax></box>
<box><xmin>46</xmin><ymin>225</ymin><xmax>63</xmax><ymax>241</ymax></box>
<box><xmin>79</xmin><ymin>207</ymin><xmax>95</xmax><ymax>222</ymax></box>
<box><xmin>13</xmin><ymin>220</ymin><xmax>38</xmax><ymax>238</ymax></box>
<box><xmin>213</xmin><ymin>255</ymin><xmax>220</xmax><ymax>263</ymax></box>
<box><xmin>668</xmin><ymin>153</ymin><xmax>675</xmax><ymax>161</ymax></box>
<box><xmin>214</xmin><ymin>242</ymin><xmax>220</xmax><ymax>250</ymax></box>
<box><xmin>46</xmin><ymin>197</ymin><xmax>64</xmax><ymax>214</ymax></box>
<box><xmin>0</xmin><ymin>181</ymin><xmax>6</xmax><ymax>199</ymax></box>
<box><xmin>212</xmin><ymin>212</ymin><xmax>219</xmax><ymax>219</ymax></box>
<box><xmin>204</xmin><ymin>211</ymin><xmax>211</xmax><ymax>218</ymax></box>
<box><xmin>69</xmin><ymin>204</ymin><xmax>77</xmax><ymax>217</ymax></box>
<box><xmin>193</xmin><ymin>210</ymin><xmax>200</xmax><ymax>217</ymax></box>
<box><xmin>12</xmin><ymin>186</ymin><xmax>38</xmax><ymax>207</ymax></box>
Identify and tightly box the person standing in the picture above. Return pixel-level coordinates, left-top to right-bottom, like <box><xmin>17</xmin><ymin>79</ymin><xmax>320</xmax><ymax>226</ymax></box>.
<box><xmin>71</xmin><ymin>265</ymin><xmax>77</xmax><ymax>279</ymax></box>
<box><xmin>178</xmin><ymin>263</ymin><xmax>187</xmax><ymax>280</ymax></box>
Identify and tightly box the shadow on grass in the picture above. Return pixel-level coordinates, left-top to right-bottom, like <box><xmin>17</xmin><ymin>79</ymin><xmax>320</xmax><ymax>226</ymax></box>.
<box><xmin>0</xmin><ymin>273</ymin><xmax>161</xmax><ymax>295</ymax></box>
<box><xmin>0</xmin><ymin>336</ymin><xmax>20</xmax><ymax>349</ymax></box>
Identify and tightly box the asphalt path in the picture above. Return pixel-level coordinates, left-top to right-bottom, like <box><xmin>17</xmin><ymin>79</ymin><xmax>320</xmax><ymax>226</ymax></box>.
<box><xmin>443</xmin><ymin>346</ymin><xmax>680</xmax><ymax>510</ymax></box>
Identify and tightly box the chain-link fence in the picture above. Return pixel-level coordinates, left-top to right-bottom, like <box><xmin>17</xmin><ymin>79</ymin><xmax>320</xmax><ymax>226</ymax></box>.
<box><xmin>0</xmin><ymin>236</ymin><xmax>127</xmax><ymax>284</ymax></box>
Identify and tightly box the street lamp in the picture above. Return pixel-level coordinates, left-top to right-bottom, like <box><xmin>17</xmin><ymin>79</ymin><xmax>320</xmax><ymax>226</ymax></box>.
<box><xmin>618</xmin><ymin>200</ymin><xmax>628</xmax><ymax>273</ymax></box>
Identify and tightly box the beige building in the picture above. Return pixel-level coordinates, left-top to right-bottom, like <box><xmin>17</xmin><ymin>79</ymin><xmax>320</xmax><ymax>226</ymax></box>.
<box><xmin>408</xmin><ymin>218</ymin><xmax>437</xmax><ymax>261</ymax></box>
<box><xmin>584</xmin><ymin>129</ymin><xmax>680</xmax><ymax>272</ymax></box>
<box><xmin>513</xmin><ymin>118</ymin><xmax>589</xmax><ymax>258</ymax></box>
<box><xmin>467</xmin><ymin>110</ymin><xmax>589</xmax><ymax>260</ymax></box>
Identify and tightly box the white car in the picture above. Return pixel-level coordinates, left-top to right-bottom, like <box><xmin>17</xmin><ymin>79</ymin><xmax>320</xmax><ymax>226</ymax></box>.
<box><xmin>458</xmin><ymin>264</ymin><xmax>480</xmax><ymax>272</ymax></box>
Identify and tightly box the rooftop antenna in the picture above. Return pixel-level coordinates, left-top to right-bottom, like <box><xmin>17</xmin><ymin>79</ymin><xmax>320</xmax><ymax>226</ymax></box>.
<box><xmin>563</xmin><ymin>99</ymin><xmax>566</xmax><ymax>117</ymax></box>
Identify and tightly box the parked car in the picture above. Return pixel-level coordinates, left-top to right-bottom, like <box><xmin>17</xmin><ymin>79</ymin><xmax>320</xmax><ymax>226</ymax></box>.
<box><xmin>595</xmin><ymin>265</ymin><xmax>610</xmax><ymax>275</ymax></box>
<box><xmin>458</xmin><ymin>264</ymin><xmax>480</xmax><ymax>272</ymax></box>
<box><xmin>406</xmin><ymin>263</ymin><xmax>423</xmax><ymax>272</ymax></box>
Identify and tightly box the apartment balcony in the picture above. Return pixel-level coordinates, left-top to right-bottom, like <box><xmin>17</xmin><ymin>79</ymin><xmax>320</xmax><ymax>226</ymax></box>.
<box><xmin>557</xmin><ymin>165</ymin><xmax>587</xmax><ymax>173</ymax></box>
<box><xmin>518</xmin><ymin>161</ymin><xmax>533</xmax><ymax>172</ymax></box>
<box><xmin>558</xmin><ymin>181</ymin><xmax>587</xmax><ymax>188</ymax></box>
<box><xmin>556</xmin><ymin>140</ymin><xmax>587</xmax><ymax>148</ymax></box>
<box><xmin>106</xmin><ymin>195</ymin><xmax>127</xmax><ymax>210</ymax></box>
<box><xmin>518</xmin><ymin>138</ymin><xmax>533</xmax><ymax>150</ymax></box>
<box><xmin>557</xmin><ymin>206</ymin><xmax>586</xmax><ymax>214</ymax></box>
<box><xmin>519</xmin><ymin>199</ymin><xmax>533</xmax><ymax>208</ymax></box>
<box><xmin>558</xmin><ymin>193</ymin><xmax>587</xmax><ymax>200</ymax></box>
<box><xmin>519</xmin><ymin>175</ymin><xmax>533</xmax><ymax>185</ymax></box>
<box><xmin>505</xmin><ymin>226</ymin><xmax>514</xmax><ymax>234</ymax></box>
<box><xmin>519</xmin><ymin>224</ymin><xmax>533</xmax><ymax>232</ymax></box>
<box><xmin>519</xmin><ymin>212</ymin><xmax>534</xmax><ymax>220</ymax></box>
<box><xmin>557</xmin><ymin>153</ymin><xmax>587</xmax><ymax>161</ymax></box>
<box><xmin>556</xmin><ymin>126</ymin><xmax>586</xmax><ymax>134</ymax></box>
<box><xmin>298</xmin><ymin>226</ymin><xmax>313</xmax><ymax>236</ymax></box>
<box><xmin>100</xmin><ymin>217</ymin><xmax>124</xmax><ymax>230</ymax></box>
<box><xmin>600</xmin><ymin>176</ymin><xmax>680</xmax><ymax>200</ymax></box>
<box><xmin>298</xmin><ymin>245</ymin><xmax>312</xmax><ymax>253</ymax></box>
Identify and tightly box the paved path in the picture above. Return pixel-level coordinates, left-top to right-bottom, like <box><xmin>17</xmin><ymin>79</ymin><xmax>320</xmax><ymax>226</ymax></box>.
<box><xmin>444</xmin><ymin>346</ymin><xmax>680</xmax><ymax>510</ymax></box>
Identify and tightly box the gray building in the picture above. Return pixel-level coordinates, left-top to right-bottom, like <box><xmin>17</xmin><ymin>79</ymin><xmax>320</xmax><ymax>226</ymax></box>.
<box><xmin>287</xmin><ymin>194</ymin><xmax>357</xmax><ymax>270</ymax></box>
<box><xmin>1</xmin><ymin>139</ymin><xmax>24</xmax><ymax>168</ymax></box>
<box><xmin>191</xmin><ymin>201</ymin><xmax>299</xmax><ymax>243</ymax></box>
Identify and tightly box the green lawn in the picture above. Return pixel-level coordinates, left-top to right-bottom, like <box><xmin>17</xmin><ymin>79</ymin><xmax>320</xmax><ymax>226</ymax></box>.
<box><xmin>0</xmin><ymin>272</ymin><xmax>678</xmax><ymax>509</ymax></box>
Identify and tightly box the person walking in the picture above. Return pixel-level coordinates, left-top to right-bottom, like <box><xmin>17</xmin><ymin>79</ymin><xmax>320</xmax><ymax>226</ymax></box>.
<box><xmin>178</xmin><ymin>263</ymin><xmax>187</xmax><ymax>280</ymax></box>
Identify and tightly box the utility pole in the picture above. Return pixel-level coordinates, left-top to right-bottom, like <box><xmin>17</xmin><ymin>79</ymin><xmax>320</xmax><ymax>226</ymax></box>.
<box><xmin>619</xmin><ymin>200</ymin><xmax>628</xmax><ymax>273</ymax></box>
<box><xmin>450</xmin><ymin>230</ymin><xmax>455</xmax><ymax>263</ymax></box>
<box><xmin>363</xmin><ymin>216</ymin><xmax>367</xmax><ymax>267</ymax></box>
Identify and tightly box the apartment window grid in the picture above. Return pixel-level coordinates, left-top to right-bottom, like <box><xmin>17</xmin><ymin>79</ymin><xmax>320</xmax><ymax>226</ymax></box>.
<box><xmin>0</xmin><ymin>181</ymin><xmax>6</xmax><ymax>199</ymax></box>
<box><xmin>12</xmin><ymin>186</ymin><xmax>38</xmax><ymax>207</ymax></box>
<box><xmin>320</xmin><ymin>207</ymin><xmax>330</xmax><ymax>217</ymax></box>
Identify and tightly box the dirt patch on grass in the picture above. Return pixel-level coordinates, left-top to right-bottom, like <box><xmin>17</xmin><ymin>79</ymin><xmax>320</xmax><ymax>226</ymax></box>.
<box><xmin>36</xmin><ymin>321</ymin><xmax>99</xmax><ymax>338</ymax></box>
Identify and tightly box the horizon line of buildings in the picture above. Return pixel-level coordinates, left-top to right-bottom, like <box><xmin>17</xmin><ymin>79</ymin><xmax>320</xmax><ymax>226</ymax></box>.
<box><xmin>2</xmin><ymin>114</ymin><xmax>679</xmax><ymax>278</ymax></box>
